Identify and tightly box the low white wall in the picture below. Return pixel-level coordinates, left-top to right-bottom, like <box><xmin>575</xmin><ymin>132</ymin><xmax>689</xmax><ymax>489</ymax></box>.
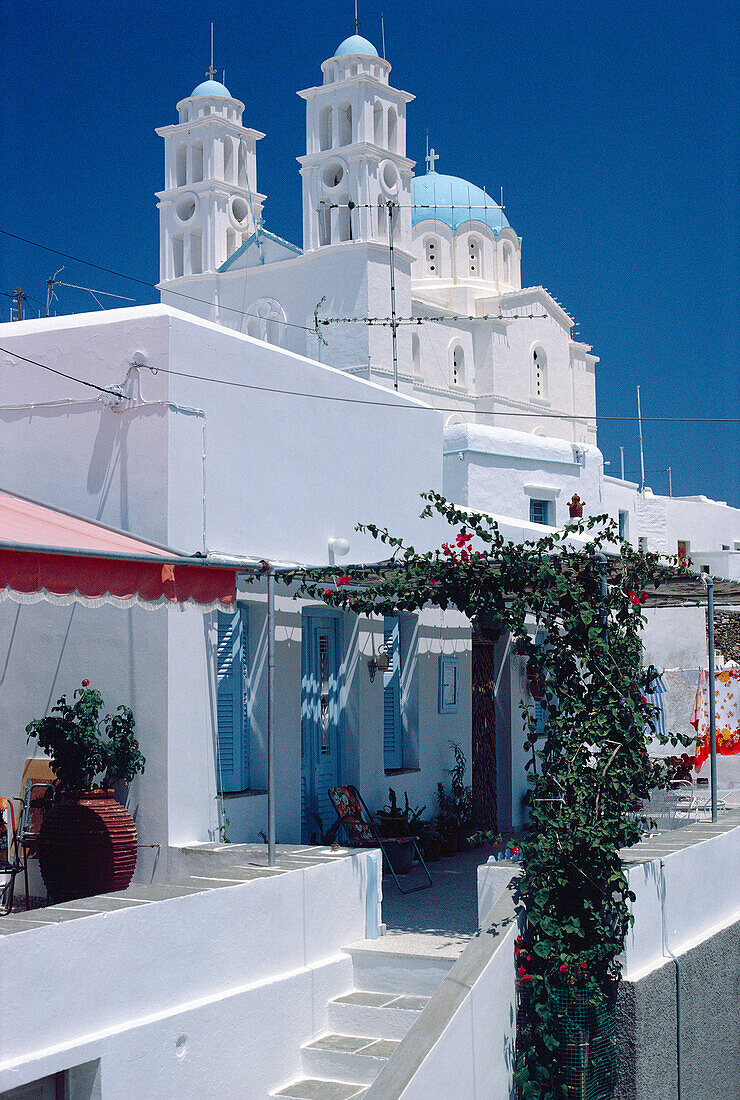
<box><xmin>0</xmin><ymin>850</ymin><xmax>380</xmax><ymax>1098</ymax></box>
<box><xmin>621</xmin><ymin>820</ymin><xmax>740</xmax><ymax>980</ymax></box>
<box><xmin>367</xmin><ymin>873</ymin><xmax>520</xmax><ymax>1100</ymax></box>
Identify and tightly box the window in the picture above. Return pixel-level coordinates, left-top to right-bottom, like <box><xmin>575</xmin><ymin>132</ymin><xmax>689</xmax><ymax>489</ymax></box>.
<box><xmin>339</xmin><ymin>102</ymin><xmax>353</xmax><ymax>146</ymax></box>
<box><xmin>677</xmin><ymin>540</ymin><xmax>690</xmax><ymax>561</ymax></box>
<box><xmin>189</xmin><ymin>231</ymin><xmax>202</xmax><ymax>275</ymax></box>
<box><xmin>424</xmin><ymin>236</ymin><xmax>439</xmax><ymax>276</ymax></box>
<box><xmin>502</xmin><ymin>242</ymin><xmax>513</xmax><ymax>283</ymax></box>
<box><xmin>412</xmin><ymin>333</ymin><xmax>421</xmax><ymax>376</ymax></box>
<box><xmin>532</xmin><ymin>346</ymin><xmax>548</xmax><ymax>400</ymax></box>
<box><xmin>618</xmin><ymin>511</ymin><xmax>628</xmax><ymax>540</ymax></box>
<box><xmin>319</xmin><ymin>106</ymin><xmax>333</xmax><ymax>151</ymax></box>
<box><xmin>468</xmin><ymin>236</ymin><xmax>480</xmax><ymax>276</ymax></box>
<box><xmin>192</xmin><ymin>140</ymin><xmax>203</xmax><ymax>183</ymax></box>
<box><xmin>451</xmin><ymin>345</ymin><xmax>465</xmax><ymax>387</ymax></box>
<box><xmin>318</xmin><ymin>202</ymin><xmax>331</xmax><ymax>246</ymax></box>
<box><xmin>216</xmin><ymin>608</ymin><xmax>250</xmax><ymax>792</ymax></box>
<box><xmin>373</xmin><ymin>101</ymin><xmax>383</xmax><ymax>144</ymax></box>
<box><xmin>530</xmin><ymin>499</ymin><xmax>550</xmax><ymax>526</ymax></box>
<box><xmin>383</xmin><ymin>615</ymin><xmax>402</xmax><ymax>771</ymax></box>
<box><xmin>172</xmin><ymin>234</ymin><xmax>184</xmax><ymax>279</ymax></box>
<box><xmin>223</xmin><ymin>137</ymin><xmax>234</xmax><ymax>183</ymax></box>
<box><xmin>438</xmin><ymin>656</ymin><xmax>459</xmax><ymax>714</ymax></box>
<box><xmin>387</xmin><ymin>107</ymin><xmax>398</xmax><ymax>152</ymax></box>
<box><xmin>175</xmin><ymin>143</ymin><xmax>187</xmax><ymax>187</ymax></box>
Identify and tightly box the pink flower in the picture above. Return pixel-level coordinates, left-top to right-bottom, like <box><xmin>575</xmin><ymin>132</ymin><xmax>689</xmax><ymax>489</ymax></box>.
<box><xmin>559</xmin><ymin>963</ymin><xmax>568</xmax><ymax>972</ymax></box>
<box><xmin>580</xmin><ymin>961</ymin><xmax>587</xmax><ymax>969</ymax></box>
<box><xmin>628</xmin><ymin>591</ymin><xmax>639</xmax><ymax>605</ymax></box>
<box><xmin>81</xmin><ymin>679</ymin><xmax>90</xmax><ymax>687</ymax></box>
<box><xmin>431</xmin><ymin>580</ymin><xmax>438</xmax><ymax>586</ymax></box>
<box><xmin>522</xmin><ymin>974</ymin><xmax>532</xmax><ymax>982</ymax></box>
<box><xmin>324</xmin><ymin>589</ymin><xmax>333</xmax><ymax>596</ymax></box>
<box><xmin>336</xmin><ymin>574</ymin><xmax>352</xmax><ymax>586</ymax></box>
<box><xmin>517</xmin><ymin>965</ymin><xmax>527</xmax><ymax>977</ymax></box>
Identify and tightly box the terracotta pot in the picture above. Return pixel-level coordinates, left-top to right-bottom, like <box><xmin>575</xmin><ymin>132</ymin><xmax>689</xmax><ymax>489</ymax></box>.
<box><xmin>39</xmin><ymin>789</ymin><xmax>138</xmax><ymax>903</ymax></box>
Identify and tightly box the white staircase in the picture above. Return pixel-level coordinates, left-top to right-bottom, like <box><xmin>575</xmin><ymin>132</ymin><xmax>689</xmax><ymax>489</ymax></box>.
<box><xmin>271</xmin><ymin>943</ymin><xmax>455</xmax><ymax>1100</ymax></box>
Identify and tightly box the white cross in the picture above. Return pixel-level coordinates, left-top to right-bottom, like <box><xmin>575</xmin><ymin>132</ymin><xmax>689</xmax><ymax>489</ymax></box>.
<box><xmin>426</xmin><ymin>147</ymin><xmax>439</xmax><ymax>173</ymax></box>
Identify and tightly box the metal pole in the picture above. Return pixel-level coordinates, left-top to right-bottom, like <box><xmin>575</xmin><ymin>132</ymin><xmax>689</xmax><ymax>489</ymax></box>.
<box><xmin>620</xmin><ymin>446</ymin><xmax>625</xmax><ymax>481</ymax></box>
<box><xmin>666</xmin><ymin>466</ymin><xmax>672</xmax><ymax>497</ymax></box>
<box><xmin>387</xmin><ymin>202</ymin><xmax>399</xmax><ymax>391</ymax></box>
<box><xmin>705</xmin><ymin>576</ymin><xmax>718</xmax><ymax>822</ymax></box>
<box><xmin>637</xmin><ymin>386</ymin><xmax>645</xmax><ymax>493</ymax></box>
<box><xmin>15</xmin><ymin>288</ymin><xmax>23</xmax><ymax>322</ymax></box>
<box><xmin>267</xmin><ymin>566</ymin><xmax>277</xmax><ymax>865</ymax></box>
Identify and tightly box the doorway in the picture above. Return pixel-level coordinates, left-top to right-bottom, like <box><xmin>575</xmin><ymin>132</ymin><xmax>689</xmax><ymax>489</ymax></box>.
<box><xmin>472</xmin><ymin>627</ymin><xmax>497</xmax><ymax>826</ymax></box>
<box><xmin>301</xmin><ymin>611</ymin><xmax>342</xmax><ymax>843</ymax></box>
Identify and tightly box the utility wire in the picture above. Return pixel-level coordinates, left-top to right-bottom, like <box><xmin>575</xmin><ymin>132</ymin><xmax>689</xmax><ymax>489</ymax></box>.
<box><xmin>1</xmin><ymin>343</ymin><xmax>737</xmax><ymax>423</ymax></box>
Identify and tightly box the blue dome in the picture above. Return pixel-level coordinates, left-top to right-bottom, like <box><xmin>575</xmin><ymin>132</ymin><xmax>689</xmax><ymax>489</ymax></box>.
<box><xmin>191</xmin><ymin>79</ymin><xmax>231</xmax><ymax>98</ymax></box>
<box><xmin>411</xmin><ymin>172</ymin><xmax>510</xmax><ymax>234</ymax></box>
<box><xmin>334</xmin><ymin>34</ymin><xmax>379</xmax><ymax>58</ymax></box>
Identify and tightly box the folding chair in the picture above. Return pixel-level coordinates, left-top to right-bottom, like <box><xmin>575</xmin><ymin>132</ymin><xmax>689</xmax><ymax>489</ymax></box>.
<box><xmin>328</xmin><ymin>784</ymin><xmax>432</xmax><ymax>894</ymax></box>
<box><xmin>1</xmin><ymin>759</ymin><xmax>56</xmax><ymax>914</ymax></box>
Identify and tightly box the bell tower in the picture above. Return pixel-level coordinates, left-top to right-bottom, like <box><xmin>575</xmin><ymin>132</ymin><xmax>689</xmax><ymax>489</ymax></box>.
<box><xmin>297</xmin><ymin>32</ymin><xmax>415</xmax><ymax>252</ymax></box>
<box><xmin>156</xmin><ymin>71</ymin><xmax>266</xmax><ymax>283</ymax></box>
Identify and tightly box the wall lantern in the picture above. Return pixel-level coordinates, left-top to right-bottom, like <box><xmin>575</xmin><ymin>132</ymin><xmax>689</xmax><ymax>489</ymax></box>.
<box><xmin>368</xmin><ymin>644</ymin><xmax>390</xmax><ymax>682</ymax></box>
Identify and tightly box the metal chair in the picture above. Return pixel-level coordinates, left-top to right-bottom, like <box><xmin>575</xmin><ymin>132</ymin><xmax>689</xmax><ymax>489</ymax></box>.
<box><xmin>328</xmin><ymin>785</ymin><xmax>432</xmax><ymax>894</ymax></box>
<box><xmin>1</xmin><ymin>772</ymin><xmax>56</xmax><ymax>915</ymax></box>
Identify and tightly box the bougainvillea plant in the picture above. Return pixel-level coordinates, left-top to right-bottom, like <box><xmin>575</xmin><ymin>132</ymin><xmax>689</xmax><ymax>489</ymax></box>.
<box><xmin>280</xmin><ymin>491</ymin><xmax>694</xmax><ymax>1098</ymax></box>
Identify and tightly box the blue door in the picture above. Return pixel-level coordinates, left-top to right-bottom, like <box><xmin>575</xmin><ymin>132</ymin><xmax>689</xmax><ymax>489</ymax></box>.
<box><xmin>301</xmin><ymin>613</ymin><xmax>342</xmax><ymax>843</ymax></box>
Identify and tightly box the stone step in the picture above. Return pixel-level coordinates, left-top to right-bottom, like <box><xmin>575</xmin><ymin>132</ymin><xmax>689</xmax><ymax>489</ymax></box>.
<box><xmin>273</xmin><ymin>1079</ymin><xmax>367</xmax><ymax>1099</ymax></box>
<box><xmin>300</xmin><ymin>1033</ymin><xmax>400</xmax><ymax>1086</ymax></box>
<box><xmin>345</xmin><ymin>945</ymin><xmax>455</xmax><ymax>997</ymax></box>
<box><xmin>328</xmin><ymin>990</ymin><xmax>428</xmax><ymax>1040</ymax></box>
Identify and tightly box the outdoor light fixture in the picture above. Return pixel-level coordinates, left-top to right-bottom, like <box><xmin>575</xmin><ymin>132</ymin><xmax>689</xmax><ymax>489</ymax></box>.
<box><xmin>368</xmin><ymin>644</ymin><xmax>390</xmax><ymax>682</ymax></box>
<box><xmin>328</xmin><ymin>537</ymin><xmax>350</xmax><ymax>559</ymax></box>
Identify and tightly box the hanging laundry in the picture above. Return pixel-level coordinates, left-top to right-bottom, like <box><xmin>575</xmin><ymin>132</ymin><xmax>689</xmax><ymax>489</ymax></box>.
<box><xmin>691</xmin><ymin>669</ymin><xmax>740</xmax><ymax>770</ymax></box>
<box><xmin>644</xmin><ymin>669</ymin><xmax>668</xmax><ymax>740</ymax></box>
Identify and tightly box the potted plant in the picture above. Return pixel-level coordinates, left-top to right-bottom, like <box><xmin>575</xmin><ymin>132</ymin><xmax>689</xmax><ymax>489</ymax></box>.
<box><xmin>26</xmin><ymin>680</ymin><xmax>145</xmax><ymax>903</ymax></box>
<box><xmin>374</xmin><ymin>788</ymin><xmax>408</xmax><ymax>838</ymax></box>
<box><xmin>437</xmin><ymin>742</ymin><xmax>474</xmax><ymax>854</ymax></box>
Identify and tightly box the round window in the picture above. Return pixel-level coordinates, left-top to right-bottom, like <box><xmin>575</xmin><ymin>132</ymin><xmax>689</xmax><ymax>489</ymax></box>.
<box><xmin>231</xmin><ymin>197</ymin><xmax>249</xmax><ymax>224</ymax></box>
<box><xmin>322</xmin><ymin>162</ymin><xmax>345</xmax><ymax>189</ymax></box>
<box><xmin>175</xmin><ymin>194</ymin><xmax>196</xmax><ymax>222</ymax></box>
<box><xmin>380</xmin><ymin>160</ymin><xmax>400</xmax><ymax>195</ymax></box>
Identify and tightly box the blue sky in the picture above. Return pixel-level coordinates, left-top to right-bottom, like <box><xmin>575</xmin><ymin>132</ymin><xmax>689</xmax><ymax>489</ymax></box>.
<box><xmin>1</xmin><ymin>0</ymin><xmax>737</xmax><ymax>505</ymax></box>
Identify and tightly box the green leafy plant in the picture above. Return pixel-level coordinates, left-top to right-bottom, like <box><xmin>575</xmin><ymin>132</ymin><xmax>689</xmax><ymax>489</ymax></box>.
<box><xmin>280</xmin><ymin>491</ymin><xmax>692</xmax><ymax>1098</ymax></box>
<box><xmin>26</xmin><ymin>681</ymin><xmax>145</xmax><ymax>792</ymax></box>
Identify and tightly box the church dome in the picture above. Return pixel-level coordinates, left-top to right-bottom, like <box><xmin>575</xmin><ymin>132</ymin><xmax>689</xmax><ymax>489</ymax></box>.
<box><xmin>411</xmin><ymin>172</ymin><xmax>510</xmax><ymax>234</ymax></box>
<box><xmin>334</xmin><ymin>34</ymin><xmax>379</xmax><ymax>58</ymax></box>
<box><xmin>191</xmin><ymin>78</ymin><xmax>231</xmax><ymax>98</ymax></box>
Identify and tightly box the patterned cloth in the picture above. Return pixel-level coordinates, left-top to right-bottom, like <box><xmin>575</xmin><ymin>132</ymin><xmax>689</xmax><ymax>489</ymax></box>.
<box><xmin>328</xmin><ymin>786</ymin><xmax>376</xmax><ymax>845</ymax></box>
<box><xmin>691</xmin><ymin>669</ymin><xmax>740</xmax><ymax>770</ymax></box>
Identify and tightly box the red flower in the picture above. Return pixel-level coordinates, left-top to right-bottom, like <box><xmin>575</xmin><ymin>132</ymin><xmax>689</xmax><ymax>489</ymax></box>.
<box><xmin>559</xmin><ymin>963</ymin><xmax>568</xmax><ymax>972</ymax></box>
<box><xmin>628</xmin><ymin>591</ymin><xmax>640</xmax><ymax>605</ymax></box>
<box><xmin>522</xmin><ymin>974</ymin><xmax>532</xmax><ymax>982</ymax></box>
<box><xmin>442</xmin><ymin>546</ymin><xmax>452</xmax><ymax>556</ymax></box>
<box><xmin>81</xmin><ymin>679</ymin><xmax>90</xmax><ymax>687</ymax></box>
<box><xmin>580</xmin><ymin>961</ymin><xmax>587</xmax><ymax>969</ymax></box>
<box><xmin>431</xmin><ymin>580</ymin><xmax>438</xmax><ymax>586</ymax></box>
<box><xmin>460</xmin><ymin>550</ymin><xmax>469</xmax><ymax>562</ymax></box>
<box><xmin>336</xmin><ymin>574</ymin><xmax>352</xmax><ymax>586</ymax></box>
<box><xmin>526</xmin><ymin>954</ymin><xmax>531</xmax><ymax>962</ymax></box>
<box><xmin>517</xmin><ymin>965</ymin><xmax>527</xmax><ymax>977</ymax></box>
<box><xmin>324</xmin><ymin>589</ymin><xmax>333</xmax><ymax>596</ymax></box>
<box><xmin>640</xmin><ymin>591</ymin><xmax>648</xmax><ymax>604</ymax></box>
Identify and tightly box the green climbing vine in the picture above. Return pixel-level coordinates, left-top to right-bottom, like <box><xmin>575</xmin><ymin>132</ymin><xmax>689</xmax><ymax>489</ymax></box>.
<box><xmin>283</xmin><ymin>492</ymin><xmax>693</xmax><ymax>1098</ymax></box>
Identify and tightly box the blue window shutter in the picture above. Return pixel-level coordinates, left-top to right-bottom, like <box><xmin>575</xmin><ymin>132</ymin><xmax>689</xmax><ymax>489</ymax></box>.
<box><xmin>216</xmin><ymin>609</ymin><xmax>248</xmax><ymax>792</ymax></box>
<box><xmin>383</xmin><ymin>616</ymin><xmax>402</xmax><ymax>770</ymax></box>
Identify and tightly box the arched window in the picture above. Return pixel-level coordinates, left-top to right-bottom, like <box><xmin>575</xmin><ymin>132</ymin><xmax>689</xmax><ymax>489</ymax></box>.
<box><xmin>318</xmin><ymin>202</ymin><xmax>331</xmax><ymax>246</ymax></box>
<box><xmin>502</xmin><ymin>242</ymin><xmax>512</xmax><ymax>284</ymax></box>
<box><xmin>373</xmin><ymin>101</ymin><xmax>383</xmax><ymax>145</ymax></box>
<box><xmin>223</xmin><ymin>138</ymin><xmax>234</xmax><ymax>183</ymax></box>
<box><xmin>172</xmin><ymin>234</ymin><xmax>184</xmax><ymax>279</ymax></box>
<box><xmin>246</xmin><ymin>298</ymin><xmax>288</xmax><ymax>346</ymax></box>
<box><xmin>335</xmin><ymin>193</ymin><xmax>351</xmax><ymax>241</ymax></box>
<box><xmin>468</xmin><ymin>236</ymin><xmax>481</xmax><ymax>276</ymax></box>
<box><xmin>412</xmin><ymin>333</ymin><xmax>421</xmax><ymax>377</ymax></box>
<box><xmin>238</xmin><ymin>143</ymin><xmax>247</xmax><ymax>189</ymax></box>
<box><xmin>175</xmin><ymin>144</ymin><xmax>187</xmax><ymax>188</ymax></box>
<box><xmin>451</xmin><ymin>345</ymin><xmax>465</xmax><ymax>387</ymax></box>
<box><xmin>532</xmin><ymin>346</ymin><xmax>548</xmax><ymax>400</ymax></box>
<box><xmin>424</xmin><ymin>236</ymin><xmax>439</xmax><ymax>276</ymax></box>
<box><xmin>325</xmin><ymin>66</ymin><xmax>335</xmax><ymax>84</ymax></box>
<box><xmin>190</xmin><ymin>231</ymin><xmax>202</xmax><ymax>275</ymax></box>
<box><xmin>339</xmin><ymin>103</ymin><xmax>353</xmax><ymax>146</ymax></box>
<box><xmin>350</xmin><ymin>62</ymin><xmax>358</xmax><ymax>76</ymax></box>
<box><xmin>319</xmin><ymin>106</ymin><xmax>333</xmax><ymax>152</ymax></box>
<box><xmin>387</xmin><ymin>107</ymin><xmax>398</xmax><ymax>153</ymax></box>
<box><xmin>192</xmin><ymin>140</ymin><xmax>204</xmax><ymax>183</ymax></box>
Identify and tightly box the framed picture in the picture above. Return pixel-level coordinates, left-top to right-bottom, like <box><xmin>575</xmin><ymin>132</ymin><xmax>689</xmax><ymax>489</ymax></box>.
<box><xmin>438</xmin><ymin>656</ymin><xmax>460</xmax><ymax>714</ymax></box>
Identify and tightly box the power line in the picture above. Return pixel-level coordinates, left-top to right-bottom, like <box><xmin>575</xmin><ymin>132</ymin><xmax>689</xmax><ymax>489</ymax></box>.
<box><xmin>1</xmin><ymin>342</ymin><xmax>737</xmax><ymax>423</ymax></box>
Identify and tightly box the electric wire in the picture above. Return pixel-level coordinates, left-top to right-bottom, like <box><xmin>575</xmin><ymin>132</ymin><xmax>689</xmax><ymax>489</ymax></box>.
<box><xmin>1</xmin><ymin>343</ymin><xmax>737</xmax><ymax>423</ymax></box>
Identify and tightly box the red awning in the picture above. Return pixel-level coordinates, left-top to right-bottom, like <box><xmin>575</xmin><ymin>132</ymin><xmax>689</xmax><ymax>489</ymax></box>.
<box><xmin>0</xmin><ymin>490</ymin><xmax>237</xmax><ymax>610</ymax></box>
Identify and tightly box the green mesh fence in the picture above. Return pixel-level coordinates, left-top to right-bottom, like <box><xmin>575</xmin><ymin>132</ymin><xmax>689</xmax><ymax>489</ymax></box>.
<box><xmin>518</xmin><ymin>982</ymin><xmax>618</xmax><ymax>1099</ymax></box>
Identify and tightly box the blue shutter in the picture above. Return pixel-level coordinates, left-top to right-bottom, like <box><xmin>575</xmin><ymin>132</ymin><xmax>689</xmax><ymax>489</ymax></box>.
<box><xmin>216</xmin><ymin>609</ymin><xmax>248</xmax><ymax>792</ymax></box>
<box><xmin>383</xmin><ymin>616</ymin><xmax>402</xmax><ymax>771</ymax></box>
